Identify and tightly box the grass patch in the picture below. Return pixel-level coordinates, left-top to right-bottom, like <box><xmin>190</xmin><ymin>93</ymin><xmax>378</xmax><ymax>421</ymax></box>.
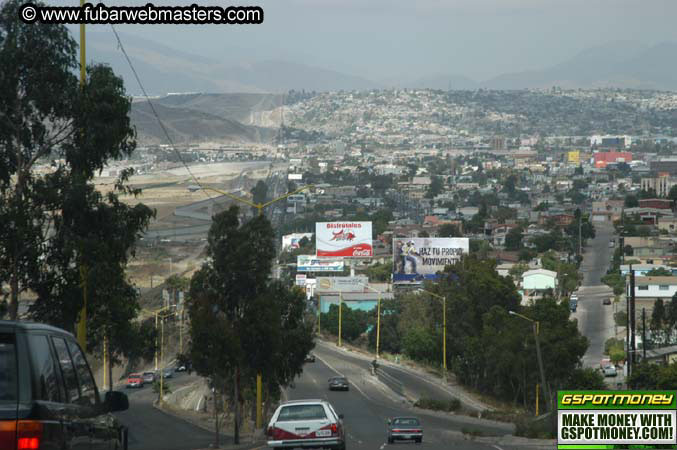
<box><xmin>413</xmin><ymin>397</ymin><xmax>461</xmax><ymax>412</ymax></box>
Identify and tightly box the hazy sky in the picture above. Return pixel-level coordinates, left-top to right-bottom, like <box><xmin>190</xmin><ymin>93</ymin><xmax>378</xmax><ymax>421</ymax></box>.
<box><xmin>62</xmin><ymin>0</ymin><xmax>677</xmax><ymax>82</ymax></box>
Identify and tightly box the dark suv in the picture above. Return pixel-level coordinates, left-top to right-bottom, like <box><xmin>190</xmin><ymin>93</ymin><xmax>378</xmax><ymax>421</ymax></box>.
<box><xmin>0</xmin><ymin>320</ymin><xmax>130</xmax><ymax>450</ymax></box>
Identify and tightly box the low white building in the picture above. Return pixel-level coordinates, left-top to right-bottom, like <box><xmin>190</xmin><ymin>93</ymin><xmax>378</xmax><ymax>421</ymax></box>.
<box><xmin>632</xmin><ymin>276</ymin><xmax>677</xmax><ymax>300</ymax></box>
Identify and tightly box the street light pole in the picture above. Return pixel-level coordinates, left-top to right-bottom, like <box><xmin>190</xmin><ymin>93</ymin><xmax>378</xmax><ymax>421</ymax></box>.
<box><xmin>338</xmin><ymin>292</ymin><xmax>343</xmax><ymax>347</ymax></box>
<box><xmin>509</xmin><ymin>311</ymin><xmax>551</xmax><ymax>413</ymax></box>
<box><xmin>417</xmin><ymin>289</ymin><xmax>447</xmax><ymax>377</ymax></box>
<box><xmin>376</xmin><ymin>292</ymin><xmax>381</xmax><ymax>359</ymax></box>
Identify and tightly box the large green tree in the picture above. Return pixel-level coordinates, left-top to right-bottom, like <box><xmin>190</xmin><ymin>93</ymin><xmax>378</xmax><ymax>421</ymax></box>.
<box><xmin>1</xmin><ymin>0</ymin><xmax>153</xmax><ymax>360</ymax></box>
<box><xmin>189</xmin><ymin>205</ymin><xmax>313</xmax><ymax>443</ymax></box>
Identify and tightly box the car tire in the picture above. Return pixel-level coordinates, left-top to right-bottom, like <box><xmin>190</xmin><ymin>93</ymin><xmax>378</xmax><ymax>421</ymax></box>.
<box><xmin>387</xmin><ymin>437</ymin><xmax>393</xmax><ymax>444</ymax></box>
<box><xmin>416</xmin><ymin>438</ymin><xmax>422</xmax><ymax>444</ymax></box>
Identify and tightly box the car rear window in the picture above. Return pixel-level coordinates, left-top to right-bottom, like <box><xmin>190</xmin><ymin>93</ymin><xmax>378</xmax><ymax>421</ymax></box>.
<box><xmin>0</xmin><ymin>333</ymin><xmax>17</xmax><ymax>404</ymax></box>
<box><xmin>277</xmin><ymin>404</ymin><xmax>327</xmax><ymax>421</ymax></box>
<box><xmin>394</xmin><ymin>418</ymin><xmax>420</xmax><ymax>426</ymax></box>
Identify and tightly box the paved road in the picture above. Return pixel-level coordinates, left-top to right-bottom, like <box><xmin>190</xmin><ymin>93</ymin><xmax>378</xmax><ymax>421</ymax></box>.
<box><xmin>115</xmin><ymin>372</ymin><xmax>231</xmax><ymax>450</ymax></box>
<box><xmin>573</xmin><ymin>222</ymin><xmax>616</xmax><ymax>369</ymax></box>
<box><xmin>288</xmin><ymin>343</ymin><xmax>517</xmax><ymax>450</ymax></box>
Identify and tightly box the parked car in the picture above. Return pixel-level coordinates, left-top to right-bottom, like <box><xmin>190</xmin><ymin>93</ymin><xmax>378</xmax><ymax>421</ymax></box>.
<box><xmin>603</xmin><ymin>297</ymin><xmax>612</xmax><ymax>305</ymax></box>
<box><xmin>387</xmin><ymin>417</ymin><xmax>423</xmax><ymax>444</ymax></box>
<box><xmin>0</xmin><ymin>320</ymin><xmax>129</xmax><ymax>450</ymax></box>
<box><xmin>328</xmin><ymin>376</ymin><xmax>349</xmax><ymax>391</ymax></box>
<box><xmin>305</xmin><ymin>353</ymin><xmax>316</xmax><ymax>363</ymax></box>
<box><xmin>266</xmin><ymin>399</ymin><xmax>345</xmax><ymax>449</ymax></box>
<box><xmin>569</xmin><ymin>293</ymin><xmax>579</xmax><ymax>312</ymax></box>
<box><xmin>162</xmin><ymin>367</ymin><xmax>174</xmax><ymax>379</ymax></box>
<box><xmin>127</xmin><ymin>373</ymin><xmax>144</xmax><ymax>388</ymax></box>
<box><xmin>603</xmin><ymin>365</ymin><xmax>617</xmax><ymax>377</ymax></box>
<box><xmin>143</xmin><ymin>371</ymin><xmax>156</xmax><ymax>383</ymax></box>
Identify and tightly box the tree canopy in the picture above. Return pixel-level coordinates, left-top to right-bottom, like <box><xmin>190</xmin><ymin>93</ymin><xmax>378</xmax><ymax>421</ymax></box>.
<box><xmin>188</xmin><ymin>206</ymin><xmax>313</xmax><ymax>443</ymax></box>
<box><xmin>1</xmin><ymin>1</ymin><xmax>153</xmax><ymax>359</ymax></box>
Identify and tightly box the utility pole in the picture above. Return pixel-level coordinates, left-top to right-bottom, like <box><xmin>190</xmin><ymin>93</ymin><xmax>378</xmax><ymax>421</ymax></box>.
<box><xmin>630</xmin><ymin>269</ymin><xmax>636</xmax><ymax>368</ymax></box>
<box><xmin>76</xmin><ymin>0</ymin><xmax>87</xmax><ymax>350</ymax></box>
<box><xmin>642</xmin><ymin>308</ymin><xmax>647</xmax><ymax>361</ymax></box>
<box><xmin>627</xmin><ymin>267</ymin><xmax>635</xmax><ymax>377</ymax></box>
<box><xmin>578</xmin><ymin>213</ymin><xmax>582</xmax><ymax>258</ymax></box>
<box><xmin>533</xmin><ymin>321</ymin><xmax>551</xmax><ymax>413</ymax></box>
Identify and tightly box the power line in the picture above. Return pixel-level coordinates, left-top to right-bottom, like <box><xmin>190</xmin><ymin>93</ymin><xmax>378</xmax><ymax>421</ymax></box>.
<box><xmin>109</xmin><ymin>25</ymin><xmax>214</xmax><ymax>203</ymax></box>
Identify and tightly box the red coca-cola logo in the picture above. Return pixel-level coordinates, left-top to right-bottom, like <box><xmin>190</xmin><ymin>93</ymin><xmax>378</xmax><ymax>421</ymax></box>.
<box><xmin>352</xmin><ymin>249</ymin><xmax>371</xmax><ymax>257</ymax></box>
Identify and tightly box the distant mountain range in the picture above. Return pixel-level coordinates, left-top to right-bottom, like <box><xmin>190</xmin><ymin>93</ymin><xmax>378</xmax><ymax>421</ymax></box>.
<box><xmin>88</xmin><ymin>32</ymin><xmax>378</xmax><ymax>96</ymax></box>
<box><xmin>403</xmin><ymin>41</ymin><xmax>677</xmax><ymax>91</ymax></box>
<box><xmin>89</xmin><ymin>32</ymin><xmax>677</xmax><ymax>95</ymax></box>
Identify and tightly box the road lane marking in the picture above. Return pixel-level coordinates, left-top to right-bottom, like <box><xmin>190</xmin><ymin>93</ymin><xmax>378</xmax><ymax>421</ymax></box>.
<box><xmin>380</xmin><ymin>444</ymin><xmax>386</xmax><ymax>449</ymax></box>
<box><xmin>491</xmin><ymin>445</ymin><xmax>504</xmax><ymax>450</ymax></box>
<box><xmin>315</xmin><ymin>353</ymin><xmax>375</xmax><ymax>402</ymax></box>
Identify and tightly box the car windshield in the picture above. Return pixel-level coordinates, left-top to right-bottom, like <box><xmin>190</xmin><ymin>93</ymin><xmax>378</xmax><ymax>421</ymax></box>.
<box><xmin>0</xmin><ymin>333</ymin><xmax>17</xmax><ymax>404</ymax></box>
<box><xmin>277</xmin><ymin>404</ymin><xmax>327</xmax><ymax>421</ymax></box>
<box><xmin>144</xmin><ymin>372</ymin><xmax>154</xmax><ymax>376</ymax></box>
<box><xmin>393</xmin><ymin>418</ymin><xmax>420</xmax><ymax>426</ymax></box>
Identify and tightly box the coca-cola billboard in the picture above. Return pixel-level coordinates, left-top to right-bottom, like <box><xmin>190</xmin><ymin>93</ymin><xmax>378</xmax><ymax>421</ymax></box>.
<box><xmin>315</xmin><ymin>222</ymin><xmax>373</xmax><ymax>257</ymax></box>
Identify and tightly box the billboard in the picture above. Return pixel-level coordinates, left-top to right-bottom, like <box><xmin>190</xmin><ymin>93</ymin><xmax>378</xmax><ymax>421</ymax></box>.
<box><xmin>288</xmin><ymin>173</ymin><xmax>303</xmax><ymax>180</ymax></box>
<box><xmin>316</xmin><ymin>276</ymin><xmax>369</xmax><ymax>293</ymax></box>
<box><xmin>297</xmin><ymin>255</ymin><xmax>344</xmax><ymax>272</ymax></box>
<box><xmin>316</xmin><ymin>222</ymin><xmax>372</xmax><ymax>257</ymax></box>
<box><xmin>295</xmin><ymin>274</ymin><xmax>307</xmax><ymax>286</ymax></box>
<box><xmin>567</xmin><ymin>150</ymin><xmax>580</xmax><ymax>165</ymax></box>
<box><xmin>393</xmin><ymin>237</ymin><xmax>469</xmax><ymax>284</ymax></box>
<box><xmin>282</xmin><ymin>233</ymin><xmax>313</xmax><ymax>251</ymax></box>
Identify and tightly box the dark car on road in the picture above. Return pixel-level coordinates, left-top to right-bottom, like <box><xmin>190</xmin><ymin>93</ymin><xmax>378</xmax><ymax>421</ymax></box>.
<box><xmin>305</xmin><ymin>353</ymin><xmax>316</xmax><ymax>363</ymax></box>
<box><xmin>328</xmin><ymin>376</ymin><xmax>349</xmax><ymax>391</ymax></box>
<box><xmin>387</xmin><ymin>416</ymin><xmax>423</xmax><ymax>444</ymax></box>
<box><xmin>0</xmin><ymin>320</ymin><xmax>130</xmax><ymax>450</ymax></box>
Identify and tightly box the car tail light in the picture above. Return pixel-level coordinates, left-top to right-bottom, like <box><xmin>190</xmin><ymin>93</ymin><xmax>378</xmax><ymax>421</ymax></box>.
<box><xmin>330</xmin><ymin>423</ymin><xmax>338</xmax><ymax>434</ymax></box>
<box><xmin>392</xmin><ymin>429</ymin><xmax>401</xmax><ymax>433</ymax></box>
<box><xmin>17</xmin><ymin>421</ymin><xmax>42</xmax><ymax>450</ymax></box>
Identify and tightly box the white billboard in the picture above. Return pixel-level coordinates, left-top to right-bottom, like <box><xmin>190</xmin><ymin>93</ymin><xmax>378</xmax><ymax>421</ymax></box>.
<box><xmin>295</xmin><ymin>274</ymin><xmax>307</xmax><ymax>286</ymax></box>
<box><xmin>315</xmin><ymin>276</ymin><xmax>369</xmax><ymax>293</ymax></box>
<box><xmin>393</xmin><ymin>237</ymin><xmax>469</xmax><ymax>284</ymax></box>
<box><xmin>297</xmin><ymin>255</ymin><xmax>344</xmax><ymax>272</ymax></box>
<box><xmin>316</xmin><ymin>222</ymin><xmax>373</xmax><ymax>257</ymax></box>
<box><xmin>282</xmin><ymin>233</ymin><xmax>313</xmax><ymax>251</ymax></box>
<box><xmin>288</xmin><ymin>173</ymin><xmax>303</xmax><ymax>180</ymax></box>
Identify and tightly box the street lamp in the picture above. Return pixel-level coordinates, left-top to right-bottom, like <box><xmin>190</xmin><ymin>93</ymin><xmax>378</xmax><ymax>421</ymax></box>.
<box><xmin>508</xmin><ymin>310</ymin><xmax>551</xmax><ymax>414</ymax></box>
<box><xmin>417</xmin><ymin>289</ymin><xmax>447</xmax><ymax>377</ymax></box>
<box><xmin>355</xmin><ymin>281</ymin><xmax>383</xmax><ymax>359</ymax></box>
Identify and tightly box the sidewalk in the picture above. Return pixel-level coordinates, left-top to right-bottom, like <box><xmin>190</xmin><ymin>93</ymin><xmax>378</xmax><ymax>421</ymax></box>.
<box><xmin>154</xmin><ymin>398</ymin><xmax>266</xmax><ymax>450</ymax></box>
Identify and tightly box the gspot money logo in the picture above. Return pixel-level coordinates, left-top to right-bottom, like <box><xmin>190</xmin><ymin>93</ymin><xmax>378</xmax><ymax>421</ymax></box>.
<box><xmin>558</xmin><ymin>391</ymin><xmax>677</xmax><ymax>449</ymax></box>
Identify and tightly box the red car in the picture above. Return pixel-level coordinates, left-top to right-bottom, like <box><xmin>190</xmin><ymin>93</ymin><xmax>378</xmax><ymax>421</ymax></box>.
<box><xmin>126</xmin><ymin>373</ymin><xmax>144</xmax><ymax>388</ymax></box>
